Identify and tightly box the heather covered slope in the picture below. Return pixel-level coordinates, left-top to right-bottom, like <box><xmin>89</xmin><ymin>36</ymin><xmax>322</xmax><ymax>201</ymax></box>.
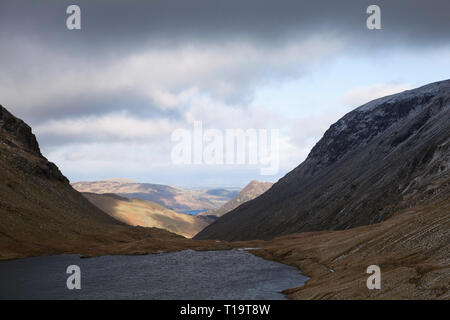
<box><xmin>82</xmin><ymin>192</ymin><xmax>215</xmax><ymax>238</ymax></box>
<box><xmin>196</xmin><ymin>80</ymin><xmax>450</xmax><ymax>241</ymax></box>
<box><xmin>0</xmin><ymin>105</ymin><xmax>230</xmax><ymax>259</ymax></box>
<box><xmin>198</xmin><ymin>180</ymin><xmax>273</xmax><ymax>218</ymax></box>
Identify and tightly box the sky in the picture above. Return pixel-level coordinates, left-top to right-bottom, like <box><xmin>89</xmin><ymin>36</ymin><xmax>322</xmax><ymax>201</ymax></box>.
<box><xmin>0</xmin><ymin>0</ymin><xmax>449</xmax><ymax>187</ymax></box>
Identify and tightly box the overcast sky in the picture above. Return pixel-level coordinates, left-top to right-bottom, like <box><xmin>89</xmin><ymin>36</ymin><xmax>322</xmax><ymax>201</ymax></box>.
<box><xmin>1</xmin><ymin>0</ymin><xmax>449</xmax><ymax>187</ymax></box>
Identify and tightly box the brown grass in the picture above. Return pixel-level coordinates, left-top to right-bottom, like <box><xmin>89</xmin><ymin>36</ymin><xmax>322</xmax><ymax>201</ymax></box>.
<box><xmin>252</xmin><ymin>199</ymin><xmax>450</xmax><ymax>299</ymax></box>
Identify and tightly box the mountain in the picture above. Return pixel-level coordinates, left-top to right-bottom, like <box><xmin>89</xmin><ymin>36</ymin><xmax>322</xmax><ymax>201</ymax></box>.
<box><xmin>82</xmin><ymin>192</ymin><xmax>215</xmax><ymax>238</ymax></box>
<box><xmin>0</xmin><ymin>105</ymin><xmax>230</xmax><ymax>259</ymax></box>
<box><xmin>195</xmin><ymin>80</ymin><xmax>450</xmax><ymax>241</ymax></box>
<box><xmin>72</xmin><ymin>180</ymin><xmax>238</xmax><ymax>212</ymax></box>
<box><xmin>198</xmin><ymin>180</ymin><xmax>273</xmax><ymax>218</ymax></box>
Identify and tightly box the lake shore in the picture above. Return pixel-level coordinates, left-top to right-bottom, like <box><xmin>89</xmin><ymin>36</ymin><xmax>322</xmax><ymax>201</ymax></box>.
<box><xmin>2</xmin><ymin>199</ymin><xmax>448</xmax><ymax>300</ymax></box>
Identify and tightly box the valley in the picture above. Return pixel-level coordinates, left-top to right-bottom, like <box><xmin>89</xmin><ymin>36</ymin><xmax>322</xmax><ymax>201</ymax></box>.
<box><xmin>0</xmin><ymin>80</ymin><xmax>448</xmax><ymax>300</ymax></box>
<box><xmin>0</xmin><ymin>104</ymin><xmax>231</xmax><ymax>259</ymax></box>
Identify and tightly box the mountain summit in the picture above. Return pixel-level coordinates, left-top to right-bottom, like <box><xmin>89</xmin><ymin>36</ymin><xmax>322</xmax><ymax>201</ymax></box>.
<box><xmin>0</xmin><ymin>105</ymin><xmax>40</xmax><ymax>156</ymax></box>
<box><xmin>195</xmin><ymin>80</ymin><xmax>450</xmax><ymax>241</ymax></box>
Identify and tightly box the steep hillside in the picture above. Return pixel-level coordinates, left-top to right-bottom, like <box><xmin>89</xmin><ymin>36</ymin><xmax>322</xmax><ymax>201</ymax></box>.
<box><xmin>256</xmin><ymin>198</ymin><xmax>449</xmax><ymax>299</ymax></box>
<box><xmin>72</xmin><ymin>180</ymin><xmax>238</xmax><ymax>212</ymax></box>
<box><xmin>199</xmin><ymin>181</ymin><xmax>273</xmax><ymax>218</ymax></box>
<box><xmin>0</xmin><ymin>105</ymin><xmax>230</xmax><ymax>259</ymax></box>
<box><xmin>196</xmin><ymin>80</ymin><xmax>450</xmax><ymax>241</ymax></box>
<box><xmin>83</xmin><ymin>192</ymin><xmax>215</xmax><ymax>238</ymax></box>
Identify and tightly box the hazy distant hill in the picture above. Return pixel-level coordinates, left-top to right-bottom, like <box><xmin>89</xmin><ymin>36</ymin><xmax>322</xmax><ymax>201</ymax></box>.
<box><xmin>199</xmin><ymin>181</ymin><xmax>273</xmax><ymax>218</ymax></box>
<box><xmin>196</xmin><ymin>80</ymin><xmax>450</xmax><ymax>241</ymax></box>
<box><xmin>72</xmin><ymin>180</ymin><xmax>238</xmax><ymax>212</ymax></box>
<box><xmin>83</xmin><ymin>192</ymin><xmax>215</xmax><ymax>238</ymax></box>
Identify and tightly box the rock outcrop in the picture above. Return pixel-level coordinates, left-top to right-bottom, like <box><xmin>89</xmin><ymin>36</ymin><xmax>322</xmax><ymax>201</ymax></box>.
<box><xmin>0</xmin><ymin>105</ymin><xmax>40</xmax><ymax>155</ymax></box>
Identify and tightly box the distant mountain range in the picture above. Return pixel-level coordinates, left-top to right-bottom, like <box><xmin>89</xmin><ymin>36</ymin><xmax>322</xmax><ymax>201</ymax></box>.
<box><xmin>72</xmin><ymin>180</ymin><xmax>239</xmax><ymax>212</ymax></box>
<box><xmin>82</xmin><ymin>192</ymin><xmax>215</xmax><ymax>238</ymax></box>
<box><xmin>79</xmin><ymin>180</ymin><xmax>272</xmax><ymax>237</ymax></box>
<box><xmin>196</xmin><ymin>80</ymin><xmax>450</xmax><ymax>241</ymax></box>
<box><xmin>199</xmin><ymin>180</ymin><xmax>273</xmax><ymax>218</ymax></box>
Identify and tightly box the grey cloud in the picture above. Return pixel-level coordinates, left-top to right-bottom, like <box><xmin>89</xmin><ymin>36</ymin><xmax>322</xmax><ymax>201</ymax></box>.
<box><xmin>1</xmin><ymin>0</ymin><xmax>449</xmax><ymax>52</ymax></box>
<box><xmin>0</xmin><ymin>31</ymin><xmax>340</xmax><ymax>125</ymax></box>
<box><xmin>1</xmin><ymin>0</ymin><xmax>449</xmax><ymax>150</ymax></box>
<box><xmin>16</xmin><ymin>92</ymin><xmax>184</xmax><ymax>124</ymax></box>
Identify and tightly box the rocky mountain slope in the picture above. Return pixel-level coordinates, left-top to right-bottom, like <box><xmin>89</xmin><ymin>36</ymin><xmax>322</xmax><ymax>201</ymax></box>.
<box><xmin>72</xmin><ymin>180</ymin><xmax>238</xmax><ymax>212</ymax></box>
<box><xmin>82</xmin><ymin>192</ymin><xmax>215</xmax><ymax>238</ymax></box>
<box><xmin>255</xmin><ymin>197</ymin><xmax>449</xmax><ymax>299</ymax></box>
<box><xmin>0</xmin><ymin>105</ymin><xmax>230</xmax><ymax>259</ymax></box>
<box><xmin>196</xmin><ymin>80</ymin><xmax>450</xmax><ymax>241</ymax></box>
<box><xmin>198</xmin><ymin>180</ymin><xmax>273</xmax><ymax>218</ymax></box>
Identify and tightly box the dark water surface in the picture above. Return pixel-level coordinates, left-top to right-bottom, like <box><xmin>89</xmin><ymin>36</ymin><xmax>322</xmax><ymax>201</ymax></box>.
<box><xmin>0</xmin><ymin>249</ymin><xmax>307</xmax><ymax>300</ymax></box>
